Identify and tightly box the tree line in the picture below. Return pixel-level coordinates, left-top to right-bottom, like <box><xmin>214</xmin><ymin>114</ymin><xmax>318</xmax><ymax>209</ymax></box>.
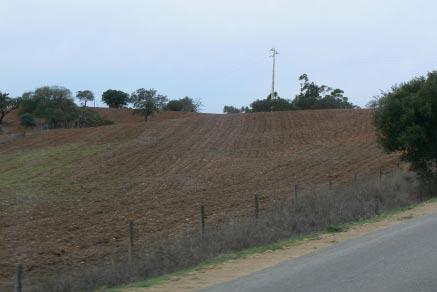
<box><xmin>1</xmin><ymin>70</ymin><xmax>437</xmax><ymax>183</ymax></box>
<box><xmin>0</xmin><ymin>86</ymin><xmax>202</xmax><ymax>129</ymax></box>
<box><xmin>223</xmin><ymin>74</ymin><xmax>356</xmax><ymax>113</ymax></box>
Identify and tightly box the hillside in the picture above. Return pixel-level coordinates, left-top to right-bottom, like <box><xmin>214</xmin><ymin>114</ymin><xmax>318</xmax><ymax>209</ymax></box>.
<box><xmin>0</xmin><ymin>108</ymin><xmax>399</xmax><ymax>287</ymax></box>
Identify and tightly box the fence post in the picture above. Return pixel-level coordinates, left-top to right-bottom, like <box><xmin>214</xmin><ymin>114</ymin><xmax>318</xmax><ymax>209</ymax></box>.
<box><xmin>254</xmin><ymin>194</ymin><xmax>260</xmax><ymax>219</ymax></box>
<box><xmin>329</xmin><ymin>180</ymin><xmax>332</xmax><ymax>190</ymax></box>
<box><xmin>15</xmin><ymin>264</ymin><xmax>22</xmax><ymax>292</ymax></box>
<box><xmin>293</xmin><ymin>184</ymin><xmax>298</xmax><ymax>209</ymax></box>
<box><xmin>200</xmin><ymin>206</ymin><xmax>205</xmax><ymax>239</ymax></box>
<box><xmin>294</xmin><ymin>184</ymin><xmax>298</xmax><ymax>200</ymax></box>
<box><xmin>379</xmin><ymin>167</ymin><xmax>383</xmax><ymax>184</ymax></box>
<box><xmin>128</xmin><ymin>220</ymin><xmax>133</xmax><ymax>265</ymax></box>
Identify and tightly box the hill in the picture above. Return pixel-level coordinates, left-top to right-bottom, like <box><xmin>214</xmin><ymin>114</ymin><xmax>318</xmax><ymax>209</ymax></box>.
<box><xmin>0</xmin><ymin>108</ymin><xmax>399</xmax><ymax>287</ymax></box>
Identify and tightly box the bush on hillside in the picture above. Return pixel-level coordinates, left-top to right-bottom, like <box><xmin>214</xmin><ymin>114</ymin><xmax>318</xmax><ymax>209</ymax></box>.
<box><xmin>250</xmin><ymin>95</ymin><xmax>295</xmax><ymax>112</ymax></box>
<box><xmin>223</xmin><ymin>105</ymin><xmax>241</xmax><ymax>114</ymax></box>
<box><xmin>76</xmin><ymin>108</ymin><xmax>113</xmax><ymax>127</ymax></box>
<box><xmin>165</xmin><ymin>96</ymin><xmax>202</xmax><ymax>112</ymax></box>
<box><xmin>19</xmin><ymin>113</ymin><xmax>36</xmax><ymax>128</ymax></box>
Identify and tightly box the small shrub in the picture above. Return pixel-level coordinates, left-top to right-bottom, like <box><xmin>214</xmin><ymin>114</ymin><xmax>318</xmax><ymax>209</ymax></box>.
<box><xmin>76</xmin><ymin>109</ymin><xmax>113</xmax><ymax>127</ymax></box>
<box><xmin>19</xmin><ymin>113</ymin><xmax>36</xmax><ymax>128</ymax></box>
<box><xmin>325</xmin><ymin>224</ymin><xmax>347</xmax><ymax>233</ymax></box>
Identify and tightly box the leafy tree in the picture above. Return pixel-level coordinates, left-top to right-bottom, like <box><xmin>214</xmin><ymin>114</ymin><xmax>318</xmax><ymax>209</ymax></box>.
<box><xmin>19</xmin><ymin>113</ymin><xmax>36</xmax><ymax>135</ymax></box>
<box><xmin>166</xmin><ymin>96</ymin><xmax>202</xmax><ymax>112</ymax></box>
<box><xmin>366</xmin><ymin>95</ymin><xmax>380</xmax><ymax>108</ymax></box>
<box><xmin>266</xmin><ymin>91</ymin><xmax>279</xmax><ymax>100</ymax></box>
<box><xmin>76</xmin><ymin>90</ymin><xmax>95</xmax><ymax>107</ymax></box>
<box><xmin>165</xmin><ymin>100</ymin><xmax>183</xmax><ymax>111</ymax></box>
<box><xmin>223</xmin><ymin>105</ymin><xmax>241</xmax><ymax>114</ymax></box>
<box><xmin>374</xmin><ymin>71</ymin><xmax>437</xmax><ymax>179</ymax></box>
<box><xmin>250</xmin><ymin>93</ymin><xmax>293</xmax><ymax>112</ymax></box>
<box><xmin>0</xmin><ymin>91</ymin><xmax>19</xmax><ymax>125</ymax></box>
<box><xmin>130</xmin><ymin>88</ymin><xmax>168</xmax><ymax>121</ymax></box>
<box><xmin>270</xmin><ymin>97</ymin><xmax>294</xmax><ymax>111</ymax></box>
<box><xmin>20</xmin><ymin>113</ymin><xmax>35</xmax><ymax>127</ymax></box>
<box><xmin>102</xmin><ymin>89</ymin><xmax>129</xmax><ymax>108</ymax></box>
<box><xmin>292</xmin><ymin>74</ymin><xmax>354</xmax><ymax>109</ymax></box>
<box><xmin>19</xmin><ymin>86</ymin><xmax>79</xmax><ymax>128</ymax></box>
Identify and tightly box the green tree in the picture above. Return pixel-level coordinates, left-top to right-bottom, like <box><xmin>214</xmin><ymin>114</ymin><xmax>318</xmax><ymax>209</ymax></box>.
<box><xmin>250</xmin><ymin>99</ymin><xmax>272</xmax><ymax>112</ymax></box>
<box><xmin>223</xmin><ymin>105</ymin><xmax>241</xmax><ymax>114</ymax></box>
<box><xmin>130</xmin><ymin>88</ymin><xmax>168</xmax><ymax>121</ymax></box>
<box><xmin>19</xmin><ymin>113</ymin><xmax>36</xmax><ymax>135</ymax></box>
<box><xmin>20</xmin><ymin>113</ymin><xmax>35</xmax><ymax>127</ymax></box>
<box><xmin>76</xmin><ymin>90</ymin><xmax>95</xmax><ymax>107</ymax></box>
<box><xmin>374</xmin><ymin>71</ymin><xmax>437</xmax><ymax>179</ymax></box>
<box><xmin>166</xmin><ymin>96</ymin><xmax>202</xmax><ymax>112</ymax></box>
<box><xmin>292</xmin><ymin>74</ymin><xmax>354</xmax><ymax>109</ymax></box>
<box><xmin>366</xmin><ymin>95</ymin><xmax>380</xmax><ymax>108</ymax></box>
<box><xmin>250</xmin><ymin>93</ymin><xmax>293</xmax><ymax>112</ymax></box>
<box><xmin>0</xmin><ymin>91</ymin><xmax>19</xmax><ymax>125</ymax></box>
<box><xmin>19</xmin><ymin>86</ymin><xmax>79</xmax><ymax>128</ymax></box>
<box><xmin>270</xmin><ymin>97</ymin><xmax>294</xmax><ymax>111</ymax></box>
<box><xmin>102</xmin><ymin>89</ymin><xmax>129</xmax><ymax>108</ymax></box>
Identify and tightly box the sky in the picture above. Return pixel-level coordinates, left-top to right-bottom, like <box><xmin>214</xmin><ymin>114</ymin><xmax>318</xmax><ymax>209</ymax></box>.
<box><xmin>1</xmin><ymin>0</ymin><xmax>436</xmax><ymax>113</ymax></box>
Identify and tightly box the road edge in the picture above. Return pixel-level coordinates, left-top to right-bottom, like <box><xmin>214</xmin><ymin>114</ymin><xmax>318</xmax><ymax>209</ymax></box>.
<box><xmin>108</xmin><ymin>198</ymin><xmax>437</xmax><ymax>292</ymax></box>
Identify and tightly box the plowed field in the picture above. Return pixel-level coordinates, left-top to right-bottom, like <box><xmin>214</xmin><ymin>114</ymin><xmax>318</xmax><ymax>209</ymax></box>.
<box><xmin>0</xmin><ymin>108</ymin><xmax>399</xmax><ymax>288</ymax></box>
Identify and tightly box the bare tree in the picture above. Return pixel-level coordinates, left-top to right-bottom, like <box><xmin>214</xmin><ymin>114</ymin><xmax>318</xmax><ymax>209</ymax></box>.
<box><xmin>0</xmin><ymin>91</ymin><xmax>19</xmax><ymax>125</ymax></box>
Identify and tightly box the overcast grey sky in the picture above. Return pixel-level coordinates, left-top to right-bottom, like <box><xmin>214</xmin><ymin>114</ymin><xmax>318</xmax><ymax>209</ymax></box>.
<box><xmin>1</xmin><ymin>0</ymin><xmax>436</xmax><ymax>112</ymax></box>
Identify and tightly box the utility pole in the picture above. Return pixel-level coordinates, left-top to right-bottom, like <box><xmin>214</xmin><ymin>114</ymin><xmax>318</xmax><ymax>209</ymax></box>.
<box><xmin>270</xmin><ymin>48</ymin><xmax>279</xmax><ymax>99</ymax></box>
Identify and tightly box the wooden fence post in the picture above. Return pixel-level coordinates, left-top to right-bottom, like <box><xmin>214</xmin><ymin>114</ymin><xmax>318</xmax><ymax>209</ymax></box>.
<box><xmin>294</xmin><ymin>185</ymin><xmax>297</xmax><ymax>204</ymax></box>
<box><xmin>254</xmin><ymin>194</ymin><xmax>260</xmax><ymax>219</ymax></box>
<box><xmin>128</xmin><ymin>220</ymin><xmax>133</xmax><ymax>265</ymax></box>
<box><xmin>15</xmin><ymin>264</ymin><xmax>22</xmax><ymax>292</ymax></box>
<box><xmin>379</xmin><ymin>167</ymin><xmax>383</xmax><ymax>184</ymax></box>
<box><xmin>200</xmin><ymin>206</ymin><xmax>205</xmax><ymax>239</ymax></box>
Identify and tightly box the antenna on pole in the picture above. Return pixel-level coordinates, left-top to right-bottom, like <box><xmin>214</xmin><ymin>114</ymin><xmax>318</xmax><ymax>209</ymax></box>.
<box><xmin>270</xmin><ymin>48</ymin><xmax>279</xmax><ymax>99</ymax></box>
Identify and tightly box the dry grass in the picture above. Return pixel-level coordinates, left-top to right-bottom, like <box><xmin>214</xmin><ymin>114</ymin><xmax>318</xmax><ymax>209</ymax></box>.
<box><xmin>31</xmin><ymin>170</ymin><xmax>426</xmax><ymax>292</ymax></box>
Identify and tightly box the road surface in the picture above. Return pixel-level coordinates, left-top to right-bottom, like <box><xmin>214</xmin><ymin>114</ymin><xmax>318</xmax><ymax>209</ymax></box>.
<box><xmin>202</xmin><ymin>213</ymin><xmax>437</xmax><ymax>292</ymax></box>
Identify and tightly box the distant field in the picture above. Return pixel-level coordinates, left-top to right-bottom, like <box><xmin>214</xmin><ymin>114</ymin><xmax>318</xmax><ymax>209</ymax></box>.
<box><xmin>0</xmin><ymin>108</ymin><xmax>399</xmax><ymax>287</ymax></box>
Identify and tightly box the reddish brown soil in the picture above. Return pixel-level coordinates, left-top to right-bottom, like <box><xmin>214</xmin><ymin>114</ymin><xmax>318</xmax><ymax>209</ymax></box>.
<box><xmin>0</xmin><ymin>108</ymin><xmax>399</xmax><ymax>288</ymax></box>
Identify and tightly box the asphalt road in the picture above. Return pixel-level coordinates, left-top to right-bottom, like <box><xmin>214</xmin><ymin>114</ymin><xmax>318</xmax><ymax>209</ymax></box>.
<box><xmin>202</xmin><ymin>213</ymin><xmax>437</xmax><ymax>292</ymax></box>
